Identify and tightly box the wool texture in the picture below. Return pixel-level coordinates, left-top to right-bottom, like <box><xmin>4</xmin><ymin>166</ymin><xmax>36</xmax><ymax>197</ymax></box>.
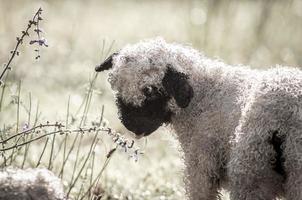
<box><xmin>0</xmin><ymin>168</ymin><xmax>66</xmax><ymax>200</ymax></box>
<box><xmin>107</xmin><ymin>38</ymin><xmax>302</xmax><ymax>200</ymax></box>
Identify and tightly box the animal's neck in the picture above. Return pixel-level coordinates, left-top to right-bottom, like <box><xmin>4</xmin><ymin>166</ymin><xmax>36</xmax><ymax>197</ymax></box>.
<box><xmin>170</xmin><ymin>56</ymin><xmax>254</xmax><ymax>154</ymax></box>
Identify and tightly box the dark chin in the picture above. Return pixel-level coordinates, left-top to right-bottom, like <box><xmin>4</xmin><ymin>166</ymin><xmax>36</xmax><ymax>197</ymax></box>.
<box><xmin>124</xmin><ymin>121</ymin><xmax>160</xmax><ymax>137</ymax></box>
<box><xmin>116</xmin><ymin>95</ymin><xmax>172</xmax><ymax>138</ymax></box>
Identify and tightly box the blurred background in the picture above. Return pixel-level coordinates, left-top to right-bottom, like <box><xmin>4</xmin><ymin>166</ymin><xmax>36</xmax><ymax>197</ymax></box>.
<box><xmin>0</xmin><ymin>0</ymin><xmax>301</xmax><ymax>199</ymax></box>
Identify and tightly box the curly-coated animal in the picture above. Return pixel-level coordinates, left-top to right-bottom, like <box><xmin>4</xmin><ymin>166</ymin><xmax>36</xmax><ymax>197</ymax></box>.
<box><xmin>95</xmin><ymin>38</ymin><xmax>302</xmax><ymax>200</ymax></box>
<box><xmin>0</xmin><ymin>168</ymin><xmax>66</xmax><ymax>200</ymax></box>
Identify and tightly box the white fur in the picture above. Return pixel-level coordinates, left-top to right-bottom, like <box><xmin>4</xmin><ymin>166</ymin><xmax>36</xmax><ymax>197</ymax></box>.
<box><xmin>108</xmin><ymin>38</ymin><xmax>302</xmax><ymax>200</ymax></box>
<box><xmin>0</xmin><ymin>168</ymin><xmax>66</xmax><ymax>200</ymax></box>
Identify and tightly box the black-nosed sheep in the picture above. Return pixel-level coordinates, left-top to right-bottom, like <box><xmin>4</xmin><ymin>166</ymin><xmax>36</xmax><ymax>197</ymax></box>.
<box><xmin>0</xmin><ymin>168</ymin><xmax>66</xmax><ymax>200</ymax></box>
<box><xmin>96</xmin><ymin>38</ymin><xmax>302</xmax><ymax>200</ymax></box>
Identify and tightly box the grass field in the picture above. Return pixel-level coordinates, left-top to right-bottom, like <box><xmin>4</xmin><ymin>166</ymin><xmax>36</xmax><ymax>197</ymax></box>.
<box><xmin>0</xmin><ymin>0</ymin><xmax>301</xmax><ymax>199</ymax></box>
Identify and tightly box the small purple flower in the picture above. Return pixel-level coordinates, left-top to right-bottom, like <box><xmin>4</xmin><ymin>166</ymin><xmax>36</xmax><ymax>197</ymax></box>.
<box><xmin>22</xmin><ymin>123</ymin><xmax>30</xmax><ymax>132</ymax></box>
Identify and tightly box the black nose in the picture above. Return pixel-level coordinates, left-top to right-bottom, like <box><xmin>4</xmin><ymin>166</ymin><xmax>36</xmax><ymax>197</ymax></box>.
<box><xmin>122</xmin><ymin>116</ymin><xmax>157</xmax><ymax>136</ymax></box>
<box><xmin>116</xmin><ymin>96</ymin><xmax>172</xmax><ymax>138</ymax></box>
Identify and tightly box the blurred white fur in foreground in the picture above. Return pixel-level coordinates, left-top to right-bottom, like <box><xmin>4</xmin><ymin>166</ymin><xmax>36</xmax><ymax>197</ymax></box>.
<box><xmin>0</xmin><ymin>168</ymin><xmax>66</xmax><ymax>200</ymax></box>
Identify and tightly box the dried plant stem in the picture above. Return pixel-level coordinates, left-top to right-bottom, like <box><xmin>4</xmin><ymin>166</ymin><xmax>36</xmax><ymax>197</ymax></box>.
<box><xmin>50</xmin><ymin>96</ymin><xmax>71</xmax><ymax>175</ymax></box>
<box><xmin>48</xmin><ymin>132</ymin><xmax>56</xmax><ymax>169</ymax></box>
<box><xmin>16</xmin><ymin>80</ymin><xmax>21</xmax><ymax>133</ymax></box>
<box><xmin>28</xmin><ymin>92</ymin><xmax>32</xmax><ymax>125</ymax></box>
<box><xmin>0</xmin><ymin>130</ymin><xmax>7</xmax><ymax>167</ymax></box>
<box><xmin>0</xmin><ymin>73</ymin><xmax>9</xmax><ymax>111</ymax></box>
<box><xmin>51</xmin><ymin>135</ymin><xmax>66</xmax><ymax>163</ymax></box>
<box><xmin>75</xmin><ymin>40</ymin><xmax>114</xmax><ymax>118</ymax></box>
<box><xmin>0</xmin><ymin>129</ymin><xmax>63</xmax><ymax>151</ymax></box>
<box><xmin>0</xmin><ymin>123</ymin><xmax>64</xmax><ymax>144</ymax></box>
<box><xmin>69</xmin><ymin>70</ymin><xmax>101</xmax><ymax>184</ymax></box>
<box><xmin>67</xmin><ymin>132</ymin><xmax>99</xmax><ymax>197</ymax></box>
<box><xmin>9</xmin><ymin>80</ymin><xmax>22</xmax><ymax>165</ymax></box>
<box><xmin>88</xmin><ymin>151</ymin><xmax>96</xmax><ymax>200</ymax></box>
<box><xmin>79</xmin><ymin>152</ymin><xmax>115</xmax><ymax>200</ymax></box>
<box><xmin>36</xmin><ymin>137</ymin><xmax>49</xmax><ymax>167</ymax></box>
<box><xmin>21</xmin><ymin>92</ymin><xmax>32</xmax><ymax>168</ymax></box>
<box><xmin>79</xmin><ymin>73</ymin><xmax>97</xmax><ymax>127</ymax></box>
<box><xmin>75</xmin><ymin>185</ymin><xmax>85</xmax><ymax>200</ymax></box>
<box><xmin>70</xmin><ymin>134</ymin><xmax>84</xmax><ymax>184</ymax></box>
<box><xmin>68</xmin><ymin>72</ymin><xmax>98</xmax><ymax>192</ymax></box>
<box><xmin>60</xmin><ymin>96</ymin><xmax>70</xmax><ymax>178</ymax></box>
<box><xmin>0</xmin><ymin>8</ymin><xmax>42</xmax><ymax>83</ymax></box>
<box><xmin>79</xmin><ymin>40</ymin><xmax>116</xmax><ymax>127</ymax></box>
<box><xmin>105</xmin><ymin>40</ymin><xmax>116</xmax><ymax>59</ymax></box>
<box><xmin>59</xmin><ymin>134</ymin><xmax>79</xmax><ymax>177</ymax></box>
<box><xmin>66</xmin><ymin>95</ymin><xmax>70</xmax><ymax>128</ymax></box>
<box><xmin>99</xmin><ymin>105</ymin><xmax>104</xmax><ymax>125</ymax></box>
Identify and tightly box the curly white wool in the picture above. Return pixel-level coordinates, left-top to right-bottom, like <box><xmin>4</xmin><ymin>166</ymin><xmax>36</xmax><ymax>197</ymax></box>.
<box><xmin>109</xmin><ymin>38</ymin><xmax>202</xmax><ymax>106</ymax></box>
<box><xmin>107</xmin><ymin>38</ymin><xmax>302</xmax><ymax>200</ymax></box>
<box><xmin>0</xmin><ymin>168</ymin><xmax>66</xmax><ymax>200</ymax></box>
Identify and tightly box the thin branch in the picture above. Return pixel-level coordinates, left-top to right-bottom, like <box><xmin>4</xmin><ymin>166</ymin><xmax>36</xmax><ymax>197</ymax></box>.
<box><xmin>67</xmin><ymin>132</ymin><xmax>99</xmax><ymax>197</ymax></box>
<box><xmin>0</xmin><ymin>123</ymin><xmax>64</xmax><ymax>144</ymax></box>
<box><xmin>0</xmin><ymin>8</ymin><xmax>43</xmax><ymax>83</ymax></box>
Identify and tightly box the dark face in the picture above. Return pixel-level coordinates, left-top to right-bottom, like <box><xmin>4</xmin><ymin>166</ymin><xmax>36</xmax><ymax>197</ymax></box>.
<box><xmin>95</xmin><ymin>52</ymin><xmax>194</xmax><ymax>138</ymax></box>
<box><xmin>116</xmin><ymin>86</ymin><xmax>173</xmax><ymax>137</ymax></box>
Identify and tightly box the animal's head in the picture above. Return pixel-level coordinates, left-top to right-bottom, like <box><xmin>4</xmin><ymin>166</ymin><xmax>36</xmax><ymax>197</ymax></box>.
<box><xmin>95</xmin><ymin>38</ymin><xmax>194</xmax><ymax>138</ymax></box>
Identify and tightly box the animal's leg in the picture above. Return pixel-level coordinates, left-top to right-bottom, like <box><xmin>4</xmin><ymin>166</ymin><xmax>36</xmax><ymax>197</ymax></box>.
<box><xmin>185</xmin><ymin>136</ymin><xmax>224</xmax><ymax>200</ymax></box>
<box><xmin>185</xmin><ymin>157</ymin><xmax>219</xmax><ymax>200</ymax></box>
<box><xmin>228</xmin><ymin>107</ymin><xmax>285</xmax><ymax>200</ymax></box>
<box><xmin>283</xmin><ymin>125</ymin><xmax>302</xmax><ymax>200</ymax></box>
<box><xmin>229</xmin><ymin>128</ymin><xmax>284</xmax><ymax>199</ymax></box>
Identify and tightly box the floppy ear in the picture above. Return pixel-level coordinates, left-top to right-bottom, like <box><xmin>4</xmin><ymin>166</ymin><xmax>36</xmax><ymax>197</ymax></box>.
<box><xmin>162</xmin><ymin>65</ymin><xmax>194</xmax><ymax>108</ymax></box>
<box><xmin>95</xmin><ymin>52</ymin><xmax>118</xmax><ymax>72</ymax></box>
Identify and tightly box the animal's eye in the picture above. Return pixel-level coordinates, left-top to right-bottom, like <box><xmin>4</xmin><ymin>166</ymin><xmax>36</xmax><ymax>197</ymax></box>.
<box><xmin>142</xmin><ymin>86</ymin><xmax>166</xmax><ymax>99</ymax></box>
<box><xmin>143</xmin><ymin>86</ymin><xmax>153</xmax><ymax>96</ymax></box>
<box><xmin>142</xmin><ymin>86</ymin><xmax>157</xmax><ymax>97</ymax></box>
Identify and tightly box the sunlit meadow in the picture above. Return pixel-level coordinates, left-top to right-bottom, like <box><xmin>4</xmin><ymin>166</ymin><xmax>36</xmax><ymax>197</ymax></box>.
<box><xmin>0</xmin><ymin>0</ymin><xmax>301</xmax><ymax>199</ymax></box>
